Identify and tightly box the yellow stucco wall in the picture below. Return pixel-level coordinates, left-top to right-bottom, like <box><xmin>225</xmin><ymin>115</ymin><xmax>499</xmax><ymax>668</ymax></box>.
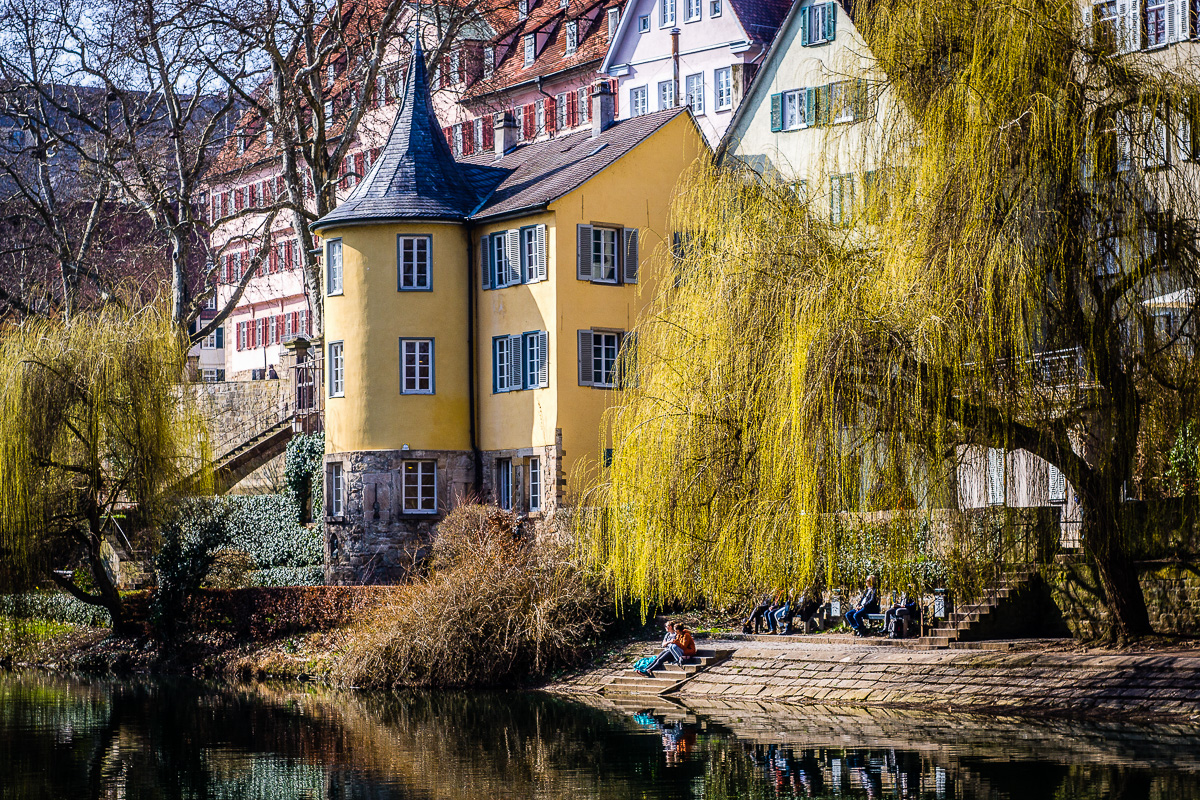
<box><xmin>319</xmin><ymin>221</ymin><xmax>473</xmax><ymax>454</ymax></box>
<box><xmin>549</xmin><ymin>112</ymin><xmax>708</xmax><ymax>499</ymax></box>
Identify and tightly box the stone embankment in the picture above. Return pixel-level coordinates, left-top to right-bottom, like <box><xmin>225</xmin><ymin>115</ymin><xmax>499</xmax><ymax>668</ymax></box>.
<box><xmin>554</xmin><ymin>637</ymin><xmax>1200</xmax><ymax>720</ymax></box>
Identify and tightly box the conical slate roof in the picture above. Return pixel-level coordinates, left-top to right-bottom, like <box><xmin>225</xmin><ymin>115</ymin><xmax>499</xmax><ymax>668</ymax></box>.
<box><xmin>313</xmin><ymin>38</ymin><xmax>478</xmax><ymax>230</ymax></box>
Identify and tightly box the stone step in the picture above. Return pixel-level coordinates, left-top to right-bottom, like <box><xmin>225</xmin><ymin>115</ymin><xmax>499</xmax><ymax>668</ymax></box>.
<box><xmin>604</xmin><ymin>676</ymin><xmax>686</xmax><ymax>696</ymax></box>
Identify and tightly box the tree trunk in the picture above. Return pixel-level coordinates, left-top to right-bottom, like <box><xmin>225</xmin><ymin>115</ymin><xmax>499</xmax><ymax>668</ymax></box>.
<box><xmin>1079</xmin><ymin>491</ymin><xmax>1153</xmax><ymax>641</ymax></box>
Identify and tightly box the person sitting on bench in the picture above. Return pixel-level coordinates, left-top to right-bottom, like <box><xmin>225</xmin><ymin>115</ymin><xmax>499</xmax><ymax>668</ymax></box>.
<box><xmin>765</xmin><ymin>589</ymin><xmax>791</xmax><ymax>634</ymax></box>
<box><xmin>742</xmin><ymin>590</ymin><xmax>777</xmax><ymax>634</ymax></box>
<box><xmin>844</xmin><ymin>575</ymin><xmax>879</xmax><ymax>636</ymax></box>
<box><xmin>637</xmin><ymin>622</ymin><xmax>697</xmax><ymax>677</ymax></box>
<box><xmin>781</xmin><ymin>586</ymin><xmax>823</xmax><ymax>634</ymax></box>
<box><xmin>886</xmin><ymin>586</ymin><xmax>920</xmax><ymax>639</ymax></box>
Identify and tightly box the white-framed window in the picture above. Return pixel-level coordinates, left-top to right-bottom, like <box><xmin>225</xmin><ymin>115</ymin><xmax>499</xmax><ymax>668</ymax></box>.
<box><xmin>566</xmin><ymin>20</ymin><xmax>578</xmax><ymax>54</ymax></box>
<box><xmin>1147</xmin><ymin>0</ymin><xmax>1167</xmax><ymax>47</ymax></box>
<box><xmin>452</xmin><ymin>123</ymin><xmax>464</xmax><ymax>156</ymax></box>
<box><xmin>327</xmin><ymin>462</ymin><xmax>344</xmax><ymax>517</ymax></box>
<box><xmin>528</xmin><ymin>456</ymin><xmax>542</xmax><ymax>511</ymax></box>
<box><xmin>685</xmin><ymin>73</ymin><xmax>704</xmax><ymax>114</ymax></box>
<box><xmin>592</xmin><ymin>226</ymin><xmax>619</xmax><ymax>282</ymax></box>
<box><xmin>710</xmin><ymin>0</ymin><xmax>721</xmax><ymax>16</ymax></box>
<box><xmin>536</xmin><ymin>98</ymin><xmax>546</xmax><ymax>133</ymax></box>
<box><xmin>328</xmin><ymin>341</ymin><xmax>345</xmax><ymax>396</ymax></box>
<box><xmin>524</xmin><ymin>34</ymin><xmax>535</xmax><ymax>66</ymax></box>
<box><xmin>577</xmin><ymin>329</ymin><xmax>624</xmax><ymax>388</ymax></box>
<box><xmin>494</xmin><ymin>331</ymin><xmax>548</xmax><ymax>391</ymax></box>
<box><xmin>487</xmin><ymin>230</ymin><xmax>525</xmax><ymax>288</ymax></box>
<box><xmin>608</xmin><ymin>6</ymin><xmax>620</xmax><ymax>34</ymax></box>
<box><xmin>519</xmin><ymin>226</ymin><xmax>544</xmax><ymax>282</ymax></box>
<box><xmin>638</xmin><ymin>14</ymin><xmax>650</xmax><ymax>32</ymax></box>
<box><xmin>783</xmin><ymin>88</ymin><xmax>807</xmax><ymax>130</ymax></box>
<box><xmin>578</xmin><ymin>89</ymin><xmax>590</xmax><ymax>121</ymax></box>
<box><xmin>497</xmin><ymin>458</ymin><xmax>512</xmax><ymax>510</ymax></box>
<box><xmin>524</xmin><ymin>330</ymin><xmax>549</xmax><ymax>388</ymax></box>
<box><xmin>830</xmin><ymin>173</ymin><xmax>854</xmax><ymax>224</ymax></box>
<box><xmin>630</xmin><ymin>85</ymin><xmax>649</xmax><ymax>116</ymax></box>
<box><xmin>556</xmin><ymin>93</ymin><xmax>568</xmax><ymax>128</ymax></box>
<box><xmin>802</xmin><ymin>2</ymin><xmax>836</xmax><ymax>46</ymax></box>
<box><xmin>201</xmin><ymin>368</ymin><xmax>221</xmax><ymax>382</ymax></box>
<box><xmin>660</xmin><ymin>0</ymin><xmax>676</xmax><ymax>26</ymax></box>
<box><xmin>1048</xmin><ymin>463</ymin><xmax>1067</xmax><ymax>505</ymax></box>
<box><xmin>1092</xmin><ymin>0</ymin><xmax>1119</xmax><ymax>48</ymax></box>
<box><xmin>715</xmin><ymin>67</ymin><xmax>733</xmax><ymax>110</ymax></box>
<box><xmin>658</xmin><ymin>80</ymin><xmax>675</xmax><ymax>110</ymax></box>
<box><xmin>1147</xmin><ymin>107</ymin><xmax>1169</xmax><ymax>169</ymax></box>
<box><xmin>474</xmin><ymin>117</ymin><xmax>484</xmax><ymax>150</ymax></box>
<box><xmin>518</xmin><ymin>0</ymin><xmax>528</xmax><ymax>18</ymax></box>
<box><xmin>515</xmin><ymin>106</ymin><xmax>526</xmax><ymax>140</ymax></box>
<box><xmin>831</xmin><ymin>81</ymin><xmax>855</xmax><ymax>123</ymax></box>
<box><xmin>398</xmin><ymin>235</ymin><xmax>432</xmax><ymax>290</ymax></box>
<box><xmin>986</xmin><ymin>447</ymin><xmax>1005</xmax><ymax>506</ymax></box>
<box><xmin>494</xmin><ymin>335</ymin><xmax>520</xmax><ymax>392</ymax></box>
<box><xmin>402</xmin><ymin>460</ymin><xmax>437</xmax><ymax>514</ymax></box>
<box><xmin>687</xmin><ymin>0</ymin><xmax>701</xmax><ymax>21</ymax></box>
<box><xmin>484</xmin><ymin>46</ymin><xmax>495</xmax><ymax>77</ymax></box>
<box><xmin>400</xmin><ymin>338</ymin><xmax>434</xmax><ymax>394</ymax></box>
<box><xmin>326</xmin><ymin>238</ymin><xmax>343</xmax><ymax>294</ymax></box>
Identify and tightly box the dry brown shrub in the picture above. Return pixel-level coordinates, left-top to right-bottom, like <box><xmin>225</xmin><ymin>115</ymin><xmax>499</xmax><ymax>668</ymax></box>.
<box><xmin>337</xmin><ymin>504</ymin><xmax>610</xmax><ymax>688</ymax></box>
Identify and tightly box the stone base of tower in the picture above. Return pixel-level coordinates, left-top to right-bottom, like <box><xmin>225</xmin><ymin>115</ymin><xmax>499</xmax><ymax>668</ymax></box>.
<box><xmin>324</xmin><ymin>442</ymin><xmax>565</xmax><ymax>585</ymax></box>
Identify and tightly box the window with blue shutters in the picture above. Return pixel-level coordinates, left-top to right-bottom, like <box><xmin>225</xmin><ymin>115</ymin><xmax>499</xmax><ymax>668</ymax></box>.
<box><xmin>800</xmin><ymin>2</ymin><xmax>836</xmax><ymax>46</ymax></box>
<box><xmin>523</xmin><ymin>330</ymin><xmax>550</xmax><ymax>388</ymax></box>
<box><xmin>496</xmin><ymin>331</ymin><xmax>549</xmax><ymax>392</ymax></box>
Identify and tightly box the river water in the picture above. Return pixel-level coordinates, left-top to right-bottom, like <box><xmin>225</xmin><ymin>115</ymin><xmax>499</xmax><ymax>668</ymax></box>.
<box><xmin>2</xmin><ymin>671</ymin><xmax>1200</xmax><ymax>799</ymax></box>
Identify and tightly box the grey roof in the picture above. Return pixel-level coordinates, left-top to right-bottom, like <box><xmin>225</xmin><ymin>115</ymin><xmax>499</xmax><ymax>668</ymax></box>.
<box><xmin>313</xmin><ymin>38</ymin><xmax>479</xmax><ymax>229</ymax></box>
<box><xmin>461</xmin><ymin>107</ymin><xmax>689</xmax><ymax>221</ymax></box>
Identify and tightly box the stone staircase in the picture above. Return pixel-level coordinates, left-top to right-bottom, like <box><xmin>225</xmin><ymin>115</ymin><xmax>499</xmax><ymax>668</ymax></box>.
<box><xmin>603</xmin><ymin>648</ymin><xmax>735</xmax><ymax>696</ymax></box>
<box><xmin>914</xmin><ymin>569</ymin><xmax>1037</xmax><ymax>649</ymax></box>
<box><xmin>213</xmin><ymin>419</ymin><xmax>295</xmax><ymax>493</ymax></box>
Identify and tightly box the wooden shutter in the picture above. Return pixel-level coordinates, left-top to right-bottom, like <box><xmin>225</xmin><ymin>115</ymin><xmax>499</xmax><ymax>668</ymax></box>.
<box><xmin>578</xmin><ymin>330</ymin><xmax>594</xmax><ymax>385</ymax></box>
<box><xmin>1117</xmin><ymin>0</ymin><xmax>1136</xmax><ymax>52</ymax></box>
<box><xmin>535</xmin><ymin>225</ymin><xmax>547</xmax><ymax>281</ymax></box>
<box><xmin>770</xmin><ymin>93</ymin><xmax>783</xmax><ymax>131</ymax></box>
<box><xmin>480</xmin><ymin>236</ymin><xmax>491</xmax><ymax>289</ymax></box>
<box><xmin>986</xmin><ymin>448</ymin><xmax>1005</xmax><ymax>506</ymax></box>
<box><xmin>1168</xmin><ymin>0</ymin><xmax>1188</xmax><ymax>41</ymax></box>
<box><xmin>509</xmin><ymin>334</ymin><xmax>523</xmax><ymax>389</ymax></box>
<box><xmin>577</xmin><ymin>224</ymin><xmax>593</xmax><ymax>280</ymax></box>
<box><xmin>799</xmin><ymin>6</ymin><xmax>809</xmax><ymax>45</ymax></box>
<box><xmin>824</xmin><ymin>1</ymin><xmax>837</xmax><ymax>41</ymax></box>
<box><xmin>215</xmin><ymin>326</ymin><xmax>224</xmax><ymax>349</ymax></box>
<box><xmin>622</xmin><ymin>228</ymin><xmax>639</xmax><ymax>284</ymax></box>
<box><xmin>618</xmin><ymin>330</ymin><xmax>637</xmax><ymax>389</ymax></box>
<box><xmin>483</xmin><ymin>120</ymin><xmax>495</xmax><ymax>150</ymax></box>
<box><xmin>1048</xmin><ymin>463</ymin><xmax>1066</xmax><ymax>503</ymax></box>
<box><xmin>610</xmin><ymin>78</ymin><xmax>620</xmax><ymax>116</ymax></box>
<box><xmin>546</xmin><ymin>96</ymin><xmax>557</xmax><ymax>133</ymax></box>
<box><xmin>805</xmin><ymin>87</ymin><xmax>816</xmax><ymax>127</ymax></box>
<box><xmin>537</xmin><ymin>330</ymin><xmax>549</xmax><ymax>387</ymax></box>
<box><xmin>505</xmin><ymin>229</ymin><xmax>520</xmax><ymax>284</ymax></box>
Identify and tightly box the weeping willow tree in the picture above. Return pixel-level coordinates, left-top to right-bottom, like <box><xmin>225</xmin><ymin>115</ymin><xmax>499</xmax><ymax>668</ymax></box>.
<box><xmin>581</xmin><ymin>0</ymin><xmax>1200</xmax><ymax>640</ymax></box>
<box><xmin>0</xmin><ymin>303</ymin><xmax>211</xmax><ymax>634</ymax></box>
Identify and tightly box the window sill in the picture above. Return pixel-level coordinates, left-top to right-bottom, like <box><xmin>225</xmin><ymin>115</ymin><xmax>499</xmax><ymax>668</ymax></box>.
<box><xmin>327</xmin><ymin>290</ymin><xmax>344</xmax><ymax>297</ymax></box>
<box><xmin>685</xmin><ymin>16</ymin><xmax>700</xmax><ymax>23</ymax></box>
<box><xmin>399</xmin><ymin>286</ymin><xmax>433</xmax><ymax>292</ymax></box>
<box><xmin>400</xmin><ymin>391</ymin><xmax>435</xmax><ymax>396</ymax></box>
<box><xmin>329</xmin><ymin>393</ymin><xmax>345</xmax><ymax>399</ymax></box>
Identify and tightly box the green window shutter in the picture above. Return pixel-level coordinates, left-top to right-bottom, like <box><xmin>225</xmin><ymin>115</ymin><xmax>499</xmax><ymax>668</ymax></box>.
<box><xmin>799</xmin><ymin>6</ymin><xmax>809</xmax><ymax>45</ymax></box>
<box><xmin>824</xmin><ymin>1</ymin><xmax>836</xmax><ymax>41</ymax></box>
<box><xmin>770</xmin><ymin>93</ymin><xmax>783</xmax><ymax>132</ymax></box>
<box><xmin>854</xmin><ymin>78</ymin><xmax>867</xmax><ymax>121</ymax></box>
<box><xmin>805</xmin><ymin>87</ymin><xmax>816</xmax><ymax>126</ymax></box>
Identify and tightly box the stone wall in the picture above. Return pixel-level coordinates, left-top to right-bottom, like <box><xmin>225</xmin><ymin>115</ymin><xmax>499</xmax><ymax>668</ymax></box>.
<box><xmin>1050</xmin><ymin>559</ymin><xmax>1200</xmax><ymax>639</ymax></box>
<box><xmin>188</xmin><ymin>379</ymin><xmax>293</xmax><ymax>493</ymax></box>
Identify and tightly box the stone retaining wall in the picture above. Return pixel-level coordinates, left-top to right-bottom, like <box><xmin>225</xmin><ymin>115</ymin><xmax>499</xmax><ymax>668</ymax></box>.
<box><xmin>1051</xmin><ymin>560</ymin><xmax>1200</xmax><ymax>639</ymax></box>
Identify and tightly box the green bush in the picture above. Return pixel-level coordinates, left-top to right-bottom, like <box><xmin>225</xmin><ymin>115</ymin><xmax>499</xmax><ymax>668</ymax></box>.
<box><xmin>284</xmin><ymin>432</ymin><xmax>324</xmax><ymax>523</ymax></box>
<box><xmin>1</xmin><ymin>592</ymin><xmax>111</xmax><ymax>627</ymax></box>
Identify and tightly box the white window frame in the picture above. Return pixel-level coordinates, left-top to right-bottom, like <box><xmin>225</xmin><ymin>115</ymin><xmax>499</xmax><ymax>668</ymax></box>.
<box><xmin>536</xmin><ymin>99</ymin><xmax>546</xmax><ymax>133</ymax></box>
<box><xmin>685</xmin><ymin>73</ymin><xmax>704</xmax><ymax>114</ymax></box>
<box><xmin>783</xmin><ymin>89</ymin><xmax>806</xmax><ymax>130</ymax></box>
<box><xmin>200</xmin><ymin>330</ymin><xmax>219</xmax><ymax>349</ymax></box>
<box><xmin>986</xmin><ymin>447</ymin><xmax>1006</xmax><ymax>507</ymax></box>
<box><xmin>591</xmin><ymin>226</ymin><xmax>619</xmax><ymax>283</ymax></box>
<box><xmin>524</xmin><ymin>34</ymin><xmax>535</xmax><ymax>66</ymax></box>
<box><xmin>661</xmin><ymin>0</ymin><xmax>676</xmax><ymax>27</ymax></box>
<box><xmin>528</xmin><ymin>456</ymin><xmax>542</xmax><ymax>512</ymax></box>
<box><xmin>497</xmin><ymin>458</ymin><xmax>513</xmax><ymax>510</ymax></box>
<box><xmin>686</xmin><ymin>0</ymin><xmax>701</xmax><ymax>21</ymax></box>
<box><xmin>400</xmin><ymin>338</ymin><xmax>434</xmax><ymax>395</ymax></box>
<box><xmin>326</xmin><ymin>238</ymin><xmax>343</xmax><ymax>295</ymax></box>
<box><xmin>831</xmin><ymin>81</ymin><xmax>855</xmax><ymax>123</ymax></box>
<box><xmin>592</xmin><ymin>330</ymin><xmax>621</xmax><ymax>388</ymax></box>
<box><xmin>398</xmin><ymin>235</ymin><xmax>432</xmax><ymax>290</ymax></box>
<box><xmin>484</xmin><ymin>46</ymin><xmax>495</xmax><ymax>77</ymax></box>
<box><xmin>524</xmin><ymin>330</ymin><xmax>549</xmax><ymax>389</ymax></box>
<box><xmin>518</xmin><ymin>0</ymin><xmax>528</xmax><ymax>18</ymax></box>
<box><xmin>715</xmin><ymin>67</ymin><xmax>733</xmax><ymax>111</ymax></box>
<box><xmin>630</xmin><ymin>85</ymin><xmax>649</xmax><ymax>117</ymax></box>
<box><xmin>328</xmin><ymin>463</ymin><xmax>344</xmax><ymax>517</ymax></box>
<box><xmin>489</xmin><ymin>231</ymin><xmax>520</xmax><ymax>288</ymax></box>
<box><xmin>608</xmin><ymin>6</ymin><xmax>620</xmax><ymax>34</ymax></box>
<box><xmin>328</xmin><ymin>341</ymin><xmax>345</xmax><ymax>397</ymax></box>
<box><xmin>494</xmin><ymin>335</ymin><xmax>519</xmax><ymax>392</ymax></box>
<box><xmin>1146</xmin><ymin>0</ymin><xmax>1167</xmax><ymax>47</ymax></box>
<box><xmin>402</xmin><ymin>460</ymin><xmax>437</xmax><ymax>515</ymax></box>
<box><xmin>830</xmin><ymin>173</ymin><xmax>854</xmax><ymax>225</ymax></box>
<box><xmin>520</xmin><ymin>227</ymin><xmax>538</xmax><ymax>281</ymax></box>
<box><xmin>1048</xmin><ymin>463</ymin><xmax>1067</xmax><ymax>505</ymax></box>
<box><xmin>658</xmin><ymin>80</ymin><xmax>675</xmax><ymax>110</ymax></box>
<box><xmin>710</xmin><ymin>0</ymin><xmax>721</xmax><ymax>16</ymax></box>
<box><xmin>566</xmin><ymin>20</ymin><xmax>578</xmax><ymax>54</ymax></box>
<box><xmin>638</xmin><ymin>14</ymin><xmax>650</xmax><ymax>32</ymax></box>
<box><xmin>556</xmin><ymin>92</ymin><xmax>568</xmax><ymax>129</ymax></box>
<box><xmin>805</xmin><ymin>2</ymin><xmax>834</xmax><ymax>45</ymax></box>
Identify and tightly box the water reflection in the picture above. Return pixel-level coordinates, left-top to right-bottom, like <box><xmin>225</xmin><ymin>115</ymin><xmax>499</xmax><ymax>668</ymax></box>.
<box><xmin>1</xmin><ymin>671</ymin><xmax>1199</xmax><ymax>799</ymax></box>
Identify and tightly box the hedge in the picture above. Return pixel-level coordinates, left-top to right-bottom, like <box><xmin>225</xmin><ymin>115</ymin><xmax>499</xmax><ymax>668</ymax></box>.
<box><xmin>1</xmin><ymin>592</ymin><xmax>112</xmax><ymax>627</ymax></box>
<box><xmin>181</xmin><ymin>586</ymin><xmax>398</xmax><ymax>638</ymax></box>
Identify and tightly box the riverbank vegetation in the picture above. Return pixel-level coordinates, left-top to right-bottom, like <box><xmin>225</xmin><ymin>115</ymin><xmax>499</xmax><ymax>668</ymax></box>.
<box><xmin>580</xmin><ymin>0</ymin><xmax>1200</xmax><ymax>641</ymax></box>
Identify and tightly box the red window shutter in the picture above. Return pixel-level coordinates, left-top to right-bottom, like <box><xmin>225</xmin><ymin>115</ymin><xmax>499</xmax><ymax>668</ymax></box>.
<box><xmin>269</xmin><ymin>244</ymin><xmax>279</xmax><ymax>274</ymax></box>
<box><xmin>462</xmin><ymin>128</ymin><xmax>474</xmax><ymax>155</ymax></box>
<box><xmin>276</xmin><ymin>175</ymin><xmax>285</xmax><ymax>198</ymax></box>
<box><xmin>483</xmin><ymin>119</ymin><xmax>494</xmax><ymax>150</ymax></box>
<box><xmin>523</xmin><ymin>104</ymin><xmax>535</xmax><ymax>138</ymax></box>
<box><xmin>610</xmin><ymin>79</ymin><xmax>619</xmax><ymax>116</ymax></box>
<box><xmin>546</xmin><ymin>97</ymin><xmax>557</xmax><ymax>133</ymax></box>
<box><xmin>567</xmin><ymin>96</ymin><xmax>578</xmax><ymax>128</ymax></box>
<box><xmin>277</xmin><ymin>314</ymin><xmax>285</xmax><ymax>340</ymax></box>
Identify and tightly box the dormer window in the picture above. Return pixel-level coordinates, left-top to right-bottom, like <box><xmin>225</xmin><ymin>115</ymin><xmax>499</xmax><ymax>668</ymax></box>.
<box><xmin>559</xmin><ymin>0</ymin><xmax>568</xmax><ymax>7</ymax></box>
<box><xmin>518</xmin><ymin>0</ymin><xmax>528</xmax><ymax>19</ymax></box>
<box><xmin>566</xmin><ymin>20</ymin><xmax>578</xmax><ymax>54</ymax></box>
<box><xmin>524</xmin><ymin>34</ymin><xmax>535</xmax><ymax>65</ymax></box>
<box><xmin>448</xmin><ymin>49</ymin><xmax>461</xmax><ymax>82</ymax></box>
<box><xmin>484</xmin><ymin>46</ymin><xmax>495</xmax><ymax>77</ymax></box>
<box><xmin>608</xmin><ymin>7</ymin><xmax>620</xmax><ymax>34</ymax></box>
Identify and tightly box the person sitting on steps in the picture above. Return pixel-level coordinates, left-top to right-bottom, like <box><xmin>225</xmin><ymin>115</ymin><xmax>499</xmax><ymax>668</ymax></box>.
<box><xmin>637</xmin><ymin>621</ymin><xmax>697</xmax><ymax>677</ymax></box>
<box><xmin>844</xmin><ymin>575</ymin><xmax>879</xmax><ymax>636</ymax></box>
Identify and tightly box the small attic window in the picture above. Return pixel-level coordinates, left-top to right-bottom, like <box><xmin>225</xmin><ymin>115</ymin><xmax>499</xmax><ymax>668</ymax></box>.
<box><xmin>566</xmin><ymin>21</ymin><xmax>578</xmax><ymax>54</ymax></box>
<box><xmin>519</xmin><ymin>0</ymin><xmax>528</xmax><ymax>19</ymax></box>
<box><xmin>524</xmin><ymin>34</ymin><xmax>535</xmax><ymax>65</ymax></box>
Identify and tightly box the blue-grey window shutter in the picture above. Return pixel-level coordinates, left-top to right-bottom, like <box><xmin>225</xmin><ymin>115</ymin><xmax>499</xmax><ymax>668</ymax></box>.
<box><xmin>805</xmin><ymin>87</ymin><xmax>816</xmax><ymax>125</ymax></box>
<box><xmin>537</xmin><ymin>330</ymin><xmax>549</xmax><ymax>387</ymax></box>
<box><xmin>505</xmin><ymin>229</ymin><xmax>520</xmax><ymax>285</ymax></box>
<box><xmin>508</xmin><ymin>334</ymin><xmax>523</xmax><ymax>389</ymax></box>
<box><xmin>623</xmin><ymin>228</ymin><xmax>639</xmax><ymax>284</ymax></box>
<box><xmin>215</xmin><ymin>327</ymin><xmax>224</xmax><ymax>348</ymax></box>
<box><xmin>536</xmin><ymin>225</ymin><xmax>547</xmax><ymax>281</ymax></box>
<box><xmin>577</xmin><ymin>224</ymin><xmax>593</xmax><ymax>280</ymax></box>
<box><xmin>800</xmin><ymin>6</ymin><xmax>809</xmax><ymax>45</ymax></box>
<box><xmin>492</xmin><ymin>337</ymin><xmax>500</xmax><ymax>392</ymax></box>
<box><xmin>578</xmin><ymin>329</ymin><xmax>593</xmax><ymax>385</ymax></box>
<box><xmin>824</xmin><ymin>1</ymin><xmax>836</xmax><ymax>41</ymax></box>
<box><xmin>480</xmin><ymin>236</ymin><xmax>491</xmax><ymax>289</ymax></box>
<box><xmin>770</xmin><ymin>93</ymin><xmax>783</xmax><ymax>131</ymax></box>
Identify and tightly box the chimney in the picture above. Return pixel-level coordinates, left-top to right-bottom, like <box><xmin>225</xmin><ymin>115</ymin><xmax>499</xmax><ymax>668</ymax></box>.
<box><xmin>495</xmin><ymin>110</ymin><xmax>518</xmax><ymax>157</ymax></box>
<box><xmin>590</xmin><ymin>81</ymin><xmax>615</xmax><ymax>137</ymax></box>
<box><xmin>671</xmin><ymin>28</ymin><xmax>681</xmax><ymax>108</ymax></box>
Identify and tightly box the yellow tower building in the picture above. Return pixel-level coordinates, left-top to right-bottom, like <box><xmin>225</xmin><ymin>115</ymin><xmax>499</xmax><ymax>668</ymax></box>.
<box><xmin>313</xmin><ymin>39</ymin><xmax>707</xmax><ymax>584</ymax></box>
